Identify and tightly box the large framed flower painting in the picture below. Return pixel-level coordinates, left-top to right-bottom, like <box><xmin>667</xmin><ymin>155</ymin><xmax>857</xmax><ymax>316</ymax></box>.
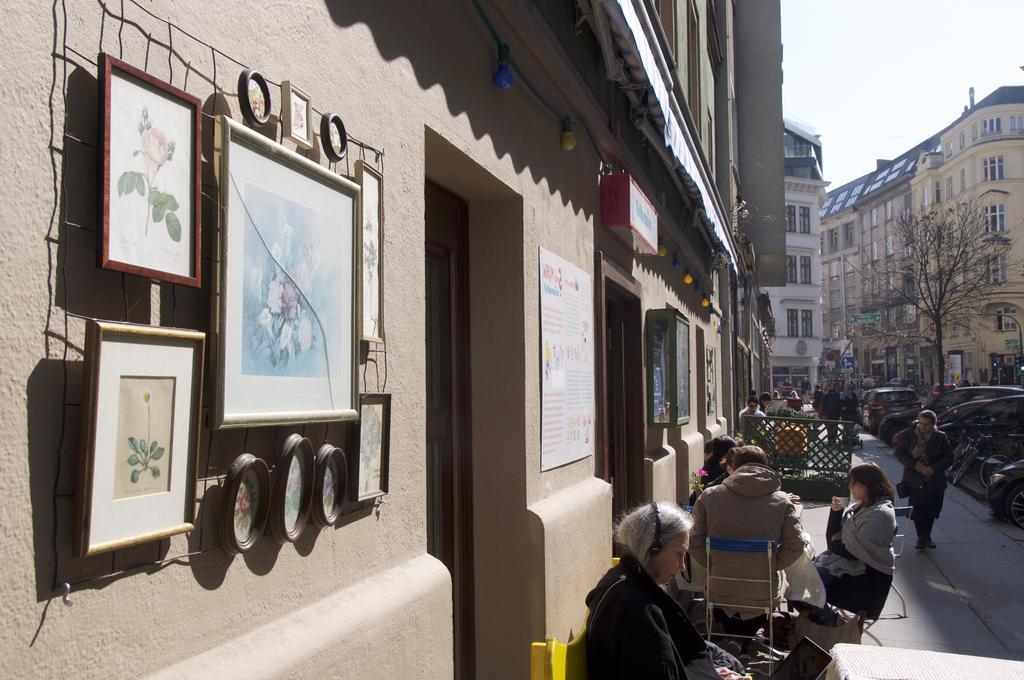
<box><xmin>213</xmin><ymin>116</ymin><xmax>360</xmax><ymax>428</ymax></box>
<box><xmin>75</xmin><ymin>321</ymin><xmax>205</xmax><ymax>557</ymax></box>
<box><xmin>99</xmin><ymin>54</ymin><xmax>202</xmax><ymax>287</ymax></box>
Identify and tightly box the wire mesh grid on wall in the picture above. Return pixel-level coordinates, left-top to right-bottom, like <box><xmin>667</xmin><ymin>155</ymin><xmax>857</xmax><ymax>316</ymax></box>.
<box><xmin>43</xmin><ymin>0</ymin><xmax>389</xmax><ymax>607</ymax></box>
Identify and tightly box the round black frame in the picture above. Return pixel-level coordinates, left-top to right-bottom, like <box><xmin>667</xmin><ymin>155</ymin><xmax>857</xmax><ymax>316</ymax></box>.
<box><xmin>270</xmin><ymin>434</ymin><xmax>315</xmax><ymax>544</ymax></box>
<box><xmin>237</xmin><ymin>69</ymin><xmax>271</xmax><ymax>126</ymax></box>
<box><xmin>320</xmin><ymin>112</ymin><xmax>348</xmax><ymax>162</ymax></box>
<box><xmin>311</xmin><ymin>444</ymin><xmax>348</xmax><ymax>528</ymax></box>
<box><xmin>220</xmin><ymin>453</ymin><xmax>271</xmax><ymax>555</ymax></box>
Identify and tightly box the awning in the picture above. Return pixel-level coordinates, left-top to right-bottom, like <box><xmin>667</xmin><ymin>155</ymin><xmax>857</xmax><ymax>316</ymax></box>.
<box><xmin>599</xmin><ymin>0</ymin><xmax>737</xmax><ymax>274</ymax></box>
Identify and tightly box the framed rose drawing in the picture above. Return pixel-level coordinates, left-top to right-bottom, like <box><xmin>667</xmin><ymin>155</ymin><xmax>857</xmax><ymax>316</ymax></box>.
<box><xmin>220</xmin><ymin>453</ymin><xmax>271</xmax><ymax>555</ymax></box>
<box><xmin>271</xmin><ymin>434</ymin><xmax>314</xmax><ymax>543</ymax></box>
<box><xmin>356</xmin><ymin>160</ymin><xmax>384</xmax><ymax>343</ymax></box>
<box><xmin>281</xmin><ymin>81</ymin><xmax>312</xmax><ymax>149</ymax></box>
<box><xmin>213</xmin><ymin>116</ymin><xmax>360</xmax><ymax>428</ymax></box>
<box><xmin>311</xmin><ymin>443</ymin><xmax>347</xmax><ymax>527</ymax></box>
<box><xmin>74</xmin><ymin>320</ymin><xmax>205</xmax><ymax>557</ymax></box>
<box><xmin>350</xmin><ymin>393</ymin><xmax>391</xmax><ymax>502</ymax></box>
<box><xmin>99</xmin><ymin>53</ymin><xmax>202</xmax><ymax>288</ymax></box>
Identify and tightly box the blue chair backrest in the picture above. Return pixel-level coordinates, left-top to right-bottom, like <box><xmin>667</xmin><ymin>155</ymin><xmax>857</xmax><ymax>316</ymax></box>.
<box><xmin>708</xmin><ymin>537</ymin><xmax>777</xmax><ymax>554</ymax></box>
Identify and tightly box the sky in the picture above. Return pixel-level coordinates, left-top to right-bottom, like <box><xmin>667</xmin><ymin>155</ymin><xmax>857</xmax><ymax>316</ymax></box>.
<box><xmin>781</xmin><ymin>0</ymin><xmax>1024</xmax><ymax>190</ymax></box>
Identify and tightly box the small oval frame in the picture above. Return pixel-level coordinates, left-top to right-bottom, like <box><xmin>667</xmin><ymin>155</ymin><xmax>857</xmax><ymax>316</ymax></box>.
<box><xmin>220</xmin><ymin>453</ymin><xmax>271</xmax><ymax>555</ymax></box>
<box><xmin>320</xmin><ymin>112</ymin><xmax>348</xmax><ymax>163</ymax></box>
<box><xmin>311</xmin><ymin>443</ymin><xmax>348</xmax><ymax>528</ymax></box>
<box><xmin>237</xmin><ymin>69</ymin><xmax>271</xmax><ymax>127</ymax></box>
<box><xmin>270</xmin><ymin>433</ymin><xmax>315</xmax><ymax>544</ymax></box>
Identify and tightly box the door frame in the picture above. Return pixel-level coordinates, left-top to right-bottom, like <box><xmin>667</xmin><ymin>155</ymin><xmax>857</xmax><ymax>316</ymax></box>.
<box><xmin>594</xmin><ymin>251</ymin><xmax>645</xmax><ymax>513</ymax></box>
<box><xmin>424</xmin><ymin>180</ymin><xmax>475</xmax><ymax>679</ymax></box>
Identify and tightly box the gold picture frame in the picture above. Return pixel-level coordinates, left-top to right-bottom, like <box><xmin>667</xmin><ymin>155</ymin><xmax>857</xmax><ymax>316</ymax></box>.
<box><xmin>75</xmin><ymin>320</ymin><xmax>205</xmax><ymax>557</ymax></box>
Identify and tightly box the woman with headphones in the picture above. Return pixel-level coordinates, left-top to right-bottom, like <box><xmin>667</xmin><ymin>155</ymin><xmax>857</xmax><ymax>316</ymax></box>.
<box><xmin>585</xmin><ymin>502</ymin><xmax>745</xmax><ymax>680</ymax></box>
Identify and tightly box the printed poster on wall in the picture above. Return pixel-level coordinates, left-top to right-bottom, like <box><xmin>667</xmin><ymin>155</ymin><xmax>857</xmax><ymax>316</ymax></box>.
<box><xmin>540</xmin><ymin>247</ymin><xmax>595</xmax><ymax>471</ymax></box>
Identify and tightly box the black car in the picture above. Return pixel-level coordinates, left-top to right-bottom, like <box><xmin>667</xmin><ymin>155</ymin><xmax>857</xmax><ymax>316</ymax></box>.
<box><xmin>988</xmin><ymin>459</ymin><xmax>1024</xmax><ymax>529</ymax></box>
<box><xmin>938</xmin><ymin>394</ymin><xmax>1024</xmax><ymax>444</ymax></box>
<box><xmin>877</xmin><ymin>386</ymin><xmax>1024</xmax><ymax>445</ymax></box>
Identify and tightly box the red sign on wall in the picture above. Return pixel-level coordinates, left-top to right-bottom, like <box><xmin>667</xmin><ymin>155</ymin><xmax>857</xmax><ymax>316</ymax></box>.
<box><xmin>600</xmin><ymin>172</ymin><xmax>658</xmax><ymax>255</ymax></box>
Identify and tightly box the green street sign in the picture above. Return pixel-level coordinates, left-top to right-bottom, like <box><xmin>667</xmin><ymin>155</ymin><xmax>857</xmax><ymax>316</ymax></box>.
<box><xmin>848</xmin><ymin>313</ymin><xmax>881</xmax><ymax>324</ymax></box>
<box><xmin>1006</xmin><ymin>338</ymin><xmax>1020</xmax><ymax>351</ymax></box>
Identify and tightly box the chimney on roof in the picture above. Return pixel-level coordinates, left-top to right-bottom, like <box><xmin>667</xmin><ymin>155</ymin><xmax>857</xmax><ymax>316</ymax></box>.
<box><xmin>876</xmin><ymin>159</ymin><xmax>890</xmax><ymax>171</ymax></box>
<box><xmin>969</xmin><ymin>87</ymin><xmax>975</xmax><ymax>108</ymax></box>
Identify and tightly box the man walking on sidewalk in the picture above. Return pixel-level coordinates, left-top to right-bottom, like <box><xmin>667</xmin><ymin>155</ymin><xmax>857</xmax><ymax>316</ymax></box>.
<box><xmin>893</xmin><ymin>410</ymin><xmax>954</xmax><ymax>550</ymax></box>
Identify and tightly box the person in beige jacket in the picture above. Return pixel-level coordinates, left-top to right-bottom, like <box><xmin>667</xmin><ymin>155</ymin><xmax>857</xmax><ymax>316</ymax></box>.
<box><xmin>689</xmin><ymin>446</ymin><xmax>806</xmax><ymax>638</ymax></box>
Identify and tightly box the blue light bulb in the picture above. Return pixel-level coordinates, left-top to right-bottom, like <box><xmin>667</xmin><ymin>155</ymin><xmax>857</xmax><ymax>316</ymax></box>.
<box><xmin>493</xmin><ymin>44</ymin><xmax>515</xmax><ymax>90</ymax></box>
<box><xmin>493</xmin><ymin>62</ymin><xmax>515</xmax><ymax>90</ymax></box>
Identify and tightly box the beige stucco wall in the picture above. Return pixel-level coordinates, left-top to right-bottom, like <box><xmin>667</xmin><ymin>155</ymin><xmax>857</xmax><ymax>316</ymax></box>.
<box><xmin>2</xmin><ymin>1</ymin><xmax>735</xmax><ymax>677</ymax></box>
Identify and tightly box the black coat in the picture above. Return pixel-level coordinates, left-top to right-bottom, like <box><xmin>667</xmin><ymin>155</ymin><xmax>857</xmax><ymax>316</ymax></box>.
<box><xmin>823</xmin><ymin>508</ymin><xmax>893</xmax><ymax>619</ymax></box>
<box><xmin>894</xmin><ymin>427</ymin><xmax>954</xmax><ymax>492</ymax></box>
<box><xmin>822</xmin><ymin>391</ymin><xmax>841</xmax><ymax>420</ymax></box>
<box><xmin>585</xmin><ymin>555</ymin><xmax>711</xmax><ymax>680</ymax></box>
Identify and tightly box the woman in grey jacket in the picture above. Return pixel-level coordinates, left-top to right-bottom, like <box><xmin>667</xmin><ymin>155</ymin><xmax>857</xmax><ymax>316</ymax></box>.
<box><xmin>813</xmin><ymin>462</ymin><xmax>897</xmax><ymax>619</ymax></box>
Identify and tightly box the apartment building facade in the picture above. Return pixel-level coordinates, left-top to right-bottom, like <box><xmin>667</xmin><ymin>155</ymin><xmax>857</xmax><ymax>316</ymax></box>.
<box><xmin>821</xmin><ymin>86</ymin><xmax>1024</xmax><ymax>386</ymax></box>
<box><xmin>764</xmin><ymin>119</ymin><xmax>826</xmax><ymax>389</ymax></box>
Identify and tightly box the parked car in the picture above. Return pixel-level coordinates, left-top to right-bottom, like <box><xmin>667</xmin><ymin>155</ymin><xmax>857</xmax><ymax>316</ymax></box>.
<box><xmin>861</xmin><ymin>376</ymin><xmax>881</xmax><ymax>389</ymax></box>
<box><xmin>930</xmin><ymin>383</ymin><xmax>957</xmax><ymax>397</ymax></box>
<box><xmin>988</xmin><ymin>459</ymin><xmax>1024</xmax><ymax>529</ymax></box>
<box><xmin>877</xmin><ymin>386</ymin><xmax>1024</xmax><ymax>445</ymax></box>
<box><xmin>938</xmin><ymin>395</ymin><xmax>1024</xmax><ymax>443</ymax></box>
<box><xmin>886</xmin><ymin>377</ymin><xmax>912</xmax><ymax>387</ymax></box>
<box><xmin>863</xmin><ymin>387</ymin><xmax>921</xmax><ymax>435</ymax></box>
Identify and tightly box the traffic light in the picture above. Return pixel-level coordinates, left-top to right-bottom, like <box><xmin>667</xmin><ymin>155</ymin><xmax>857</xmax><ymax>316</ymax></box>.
<box><xmin>1017</xmin><ymin>355</ymin><xmax>1024</xmax><ymax>373</ymax></box>
<box><xmin>991</xmin><ymin>353</ymin><xmax>1000</xmax><ymax>371</ymax></box>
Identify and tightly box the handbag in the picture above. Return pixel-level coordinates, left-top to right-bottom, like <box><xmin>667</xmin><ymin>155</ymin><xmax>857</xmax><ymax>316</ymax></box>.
<box><xmin>789</xmin><ymin>607</ymin><xmax>865</xmax><ymax>651</ymax></box>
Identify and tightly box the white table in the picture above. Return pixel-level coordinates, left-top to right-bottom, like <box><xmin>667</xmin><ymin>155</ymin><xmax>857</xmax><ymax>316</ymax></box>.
<box><xmin>826</xmin><ymin>643</ymin><xmax>1024</xmax><ymax>680</ymax></box>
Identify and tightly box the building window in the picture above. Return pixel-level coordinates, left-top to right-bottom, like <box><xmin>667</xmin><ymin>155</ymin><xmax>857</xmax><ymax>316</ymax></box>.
<box><xmin>982</xmin><ymin>116</ymin><xmax>1002</xmax><ymax>136</ymax></box>
<box><xmin>828</xmin><ymin>288</ymin><xmax>840</xmax><ymax>312</ymax></box>
<box><xmin>843</xmin><ymin>222</ymin><xmax>854</xmax><ymax>247</ymax></box>
<box><xmin>1012</xmin><ymin>115</ymin><xmax>1024</xmax><ymax>132</ymax></box>
<box><xmin>786</xmin><ymin>204</ymin><xmax>796</xmax><ymax>232</ymax></box>
<box><xmin>871</xmin><ymin>241</ymin><xmax>879</xmax><ymax>261</ymax></box>
<box><xmin>871</xmin><ymin>207</ymin><xmax>878</xmax><ymax>226</ymax></box>
<box><xmin>787</xmin><ymin>309</ymin><xmax>799</xmax><ymax>337</ymax></box>
<box><xmin>787</xmin><ymin>255</ymin><xmax>797</xmax><ymax>283</ymax></box>
<box><xmin>935</xmin><ymin>180</ymin><xmax>941</xmax><ymax>203</ymax></box>
<box><xmin>960</xmin><ymin>131</ymin><xmax>966</xmax><ymax>149</ymax></box>
<box><xmin>801</xmin><ymin>310</ymin><xmax>813</xmax><ymax>338</ymax></box>
<box><xmin>800</xmin><ymin>256</ymin><xmax>812</xmax><ymax>284</ymax></box>
<box><xmin>860</xmin><ymin>213</ymin><xmax>867</xmax><ymax>232</ymax></box>
<box><xmin>921</xmin><ymin>185</ymin><xmax>929</xmax><ymax>207</ymax></box>
<box><xmin>996</xmin><ymin>306</ymin><xmax>1019</xmax><ymax>331</ymax></box>
<box><xmin>960</xmin><ymin>167</ymin><xmax>966</xmax><ymax>192</ymax></box>
<box><xmin>986</xmin><ymin>204</ymin><xmax>1006</xmax><ymax>232</ymax></box>
<box><xmin>944</xmin><ymin>141</ymin><xmax>952</xmax><ymax>159</ymax></box>
<box><xmin>828</xmin><ymin>229</ymin><xmax>838</xmax><ymax>252</ymax></box>
<box><xmin>946</xmin><ymin>176</ymin><xmax>953</xmax><ymax>201</ymax></box>
<box><xmin>884</xmin><ymin>200</ymin><xmax>893</xmax><ymax>221</ymax></box>
<box><xmin>886</xmin><ymin>234</ymin><xmax>895</xmax><ymax>256</ymax></box>
<box><xmin>799</xmin><ymin>206</ymin><xmax>811</xmax><ymax>233</ymax></box>
<box><xmin>990</xmin><ymin>254</ymin><xmax>1007</xmax><ymax>283</ymax></box>
<box><xmin>984</xmin><ymin>156</ymin><xmax>1004</xmax><ymax>181</ymax></box>
<box><xmin>972</xmin><ymin>122</ymin><xmax>978</xmax><ymax>141</ymax></box>
<box><xmin>903</xmin><ymin>192</ymin><xmax>912</xmax><ymax>216</ymax></box>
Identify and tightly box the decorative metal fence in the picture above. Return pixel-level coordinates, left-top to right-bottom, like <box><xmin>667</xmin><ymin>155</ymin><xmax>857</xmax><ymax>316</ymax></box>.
<box><xmin>740</xmin><ymin>416</ymin><xmax>854</xmax><ymax>500</ymax></box>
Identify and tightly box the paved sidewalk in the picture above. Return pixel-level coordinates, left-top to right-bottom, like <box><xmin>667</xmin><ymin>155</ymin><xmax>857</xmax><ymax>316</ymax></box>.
<box><xmin>797</xmin><ymin>434</ymin><xmax>1024</xmax><ymax>661</ymax></box>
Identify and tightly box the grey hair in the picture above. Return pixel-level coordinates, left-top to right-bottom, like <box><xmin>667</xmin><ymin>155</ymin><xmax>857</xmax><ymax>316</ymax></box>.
<box><xmin>918</xmin><ymin>409</ymin><xmax>937</xmax><ymax>424</ymax></box>
<box><xmin>615</xmin><ymin>502</ymin><xmax>694</xmax><ymax>569</ymax></box>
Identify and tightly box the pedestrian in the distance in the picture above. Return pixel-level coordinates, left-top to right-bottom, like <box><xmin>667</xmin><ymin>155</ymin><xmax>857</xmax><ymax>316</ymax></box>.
<box><xmin>821</xmin><ymin>382</ymin><xmax>841</xmax><ymax>421</ymax></box>
<box><xmin>813</xmin><ymin>384</ymin><xmax>824</xmax><ymax>416</ymax></box>
<box><xmin>893</xmin><ymin>410</ymin><xmax>954</xmax><ymax>550</ymax></box>
<box><xmin>839</xmin><ymin>382</ymin><xmax>859</xmax><ymax>422</ymax></box>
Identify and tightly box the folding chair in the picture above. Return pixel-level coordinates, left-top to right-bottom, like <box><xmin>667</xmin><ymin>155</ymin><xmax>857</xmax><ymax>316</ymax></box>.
<box><xmin>704</xmin><ymin>537</ymin><xmax>781</xmax><ymax>676</ymax></box>
<box><xmin>529</xmin><ymin>632</ymin><xmax>587</xmax><ymax>680</ymax></box>
<box><xmin>864</xmin><ymin>505</ymin><xmax>912</xmax><ymax>628</ymax></box>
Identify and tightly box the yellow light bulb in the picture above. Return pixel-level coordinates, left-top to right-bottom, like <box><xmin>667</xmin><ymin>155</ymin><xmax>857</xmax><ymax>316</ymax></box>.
<box><xmin>560</xmin><ymin>118</ymin><xmax>577</xmax><ymax>151</ymax></box>
<box><xmin>701</xmin><ymin>296</ymin><xmax>710</xmax><ymax>308</ymax></box>
<box><xmin>658</xmin><ymin>244</ymin><xmax>667</xmax><ymax>257</ymax></box>
<box><xmin>683</xmin><ymin>272</ymin><xmax>694</xmax><ymax>285</ymax></box>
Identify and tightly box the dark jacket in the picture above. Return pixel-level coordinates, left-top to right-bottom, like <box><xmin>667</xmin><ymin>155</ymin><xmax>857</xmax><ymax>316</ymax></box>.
<box><xmin>894</xmin><ymin>426</ymin><xmax>954</xmax><ymax>492</ymax></box>
<box><xmin>822</xmin><ymin>391</ymin><xmax>841</xmax><ymax>420</ymax></box>
<box><xmin>585</xmin><ymin>555</ymin><xmax>711</xmax><ymax>680</ymax></box>
<box><xmin>839</xmin><ymin>391</ymin><xmax>859</xmax><ymax>419</ymax></box>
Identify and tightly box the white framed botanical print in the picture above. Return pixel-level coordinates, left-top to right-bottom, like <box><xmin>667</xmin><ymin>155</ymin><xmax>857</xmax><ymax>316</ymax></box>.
<box><xmin>350</xmin><ymin>393</ymin><xmax>391</xmax><ymax>502</ymax></box>
<box><xmin>356</xmin><ymin>160</ymin><xmax>384</xmax><ymax>343</ymax></box>
<box><xmin>213</xmin><ymin>115</ymin><xmax>360</xmax><ymax>428</ymax></box>
<box><xmin>75</xmin><ymin>320</ymin><xmax>205</xmax><ymax>557</ymax></box>
<box><xmin>100</xmin><ymin>53</ymin><xmax>202</xmax><ymax>287</ymax></box>
<box><xmin>281</xmin><ymin>80</ymin><xmax>312</xmax><ymax>149</ymax></box>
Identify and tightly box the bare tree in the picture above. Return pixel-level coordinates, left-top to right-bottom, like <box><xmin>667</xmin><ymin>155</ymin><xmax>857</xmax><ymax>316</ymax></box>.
<box><xmin>871</xmin><ymin>198</ymin><xmax>1022</xmax><ymax>381</ymax></box>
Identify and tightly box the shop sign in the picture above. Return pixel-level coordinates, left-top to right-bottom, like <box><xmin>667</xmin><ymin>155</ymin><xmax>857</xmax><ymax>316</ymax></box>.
<box><xmin>1006</xmin><ymin>338</ymin><xmax>1020</xmax><ymax>351</ymax></box>
<box><xmin>600</xmin><ymin>172</ymin><xmax>658</xmax><ymax>254</ymax></box>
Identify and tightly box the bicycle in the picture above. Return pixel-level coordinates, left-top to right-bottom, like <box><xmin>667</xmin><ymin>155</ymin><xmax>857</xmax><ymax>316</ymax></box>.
<box><xmin>949</xmin><ymin>431</ymin><xmax>989</xmax><ymax>487</ymax></box>
<box><xmin>977</xmin><ymin>433</ymin><xmax>1024</xmax><ymax>489</ymax></box>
